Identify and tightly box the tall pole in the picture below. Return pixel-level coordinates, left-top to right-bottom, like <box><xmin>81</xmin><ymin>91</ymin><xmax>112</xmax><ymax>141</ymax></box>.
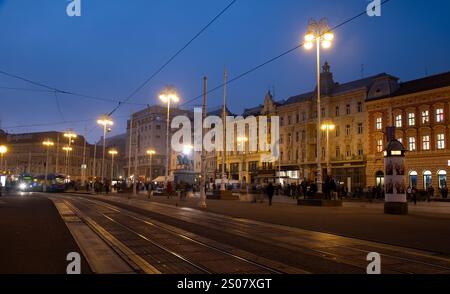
<box><xmin>110</xmin><ymin>153</ymin><xmax>115</xmax><ymax>182</ymax></box>
<box><xmin>326</xmin><ymin>127</ymin><xmax>331</xmax><ymax>176</ymax></box>
<box><xmin>316</xmin><ymin>37</ymin><xmax>323</xmax><ymax>193</ymax></box>
<box><xmin>44</xmin><ymin>146</ymin><xmax>49</xmax><ymax>192</ymax></box>
<box><xmin>200</xmin><ymin>77</ymin><xmax>207</xmax><ymax>208</ymax></box>
<box><xmin>92</xmin><ymin>143</ymin><xmax>97</xmax><ymax>193</ymax></box>
<box><xmin>55</xmin><ymin>135</ymin><xmax>60</xmax><ymax>173</ymax></box>
<box><xmin>101</xmin><ymin>125</ymin><xmax>107</xmax><ymax>182</ymax></box>
<box><xmin>165</xmin><ymin>98</ymin><xmax>171</xmax><ymax>188</ymax></box>
<box><xmin>0</xmin><ymin>153</ymin><xmax>3</xmax><ymax>172</ymax></box>
<box><xmin>149</xmin><ymin>153</ymin><xmax>153</xmax><ymax>185</ymax></box>
<box><xmin>133</xmin><ymin>124</ymin><xmax>139</xmax><ymax>196</ymax></box>
<box><xmin>221</xmin><ymin>66</ymin><xmax>227</xmax><ymax>191</ymax></box>
<box><xmin>82</xmin><ymin>127</ymin><xmax>87</xmax><ymax>186</ymax></box>
<box><xmin>128</xmin><ymin>113</ymin><xmax>134</xmax><ymax>186</ymax></box>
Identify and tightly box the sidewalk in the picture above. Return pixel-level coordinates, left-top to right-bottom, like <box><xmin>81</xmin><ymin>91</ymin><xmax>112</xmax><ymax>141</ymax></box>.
<box><xmin>80</xmin><ymin>192</ymin><xmax>450</xmax><ymax>255</ymax></box>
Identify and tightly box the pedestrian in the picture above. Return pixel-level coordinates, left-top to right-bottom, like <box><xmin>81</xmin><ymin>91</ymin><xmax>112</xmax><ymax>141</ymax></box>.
<box><xmin>0</xmin><ymin>182</ymin><xmax>3</xmax><ymax>197</ymax></box>
<box><xmin>412</xmin><ymin>187</ymin><xmax>417</xmax><ymax>205</ymax></box>
<box><xmin>427</xmin><ymin>184</ymin><xmax>434</xmax><ymax>202</ymax></box>
<box><xmin>266</xmin><ymin>182</ymin><xmax>274</xmax><ymax>206</ymax></box>
<box><xmin>442</xmin><ymin>185</ymin><xmax>449</xmax><ymax>199</ymax></box>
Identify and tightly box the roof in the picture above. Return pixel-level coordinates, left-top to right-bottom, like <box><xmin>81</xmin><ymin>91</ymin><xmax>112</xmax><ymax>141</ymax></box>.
<box><xmin>389</xmin><ymin>71</ymin><xmax>450</xmax><ymax>98</ymax></box>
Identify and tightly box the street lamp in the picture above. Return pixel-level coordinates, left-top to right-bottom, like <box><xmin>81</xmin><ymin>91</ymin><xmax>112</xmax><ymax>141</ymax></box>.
<box><xmin>304</xmin><ymin>18</ymin><xmax>334</xmax><ymax>193</ymax></box>
<box><xmin>146</xmin><ymin>149</ymin><xmax>156</xmax><ymax>183</ymax></box>
<box><xmin>0</xmin><ymin>145</ymin><xmax>8</xmax><ymax>173</ymax></box>
<box><xmin>62</xmin><ymin>146</ymin><xmax>73</xmax><ymax>178</ymax></box>
<box><xmin>237</xmin><ymin>137</ymin><xmax>248</xmax><ymax>190</ymax></box>
<box><xmin>321</xmin><ymin>123</ymin><xmax>335</xmax><ymax>176</ymax></box>
<box><xmin>108</xmin><ymin>149</ymin><xmax>118</xmax><ymax>182</ymax></box>
<box><xmin>97</xmin><ymin>115</ymin><xmax>114</xmax><ymax>182</ymax></box>
<box><xmin>42</xmin><ymin>140</ymin><xmax>55</xmax><ymax>192</ymax></box>
<box><xmin>63</xmin><ymin>130</ymin><xmax>77</xmax><ymax>180</ymax></box>
<box><xmin>159</xmin><ymin>86</ymin><xmax>179</xmax><ymax>189</ymax></box>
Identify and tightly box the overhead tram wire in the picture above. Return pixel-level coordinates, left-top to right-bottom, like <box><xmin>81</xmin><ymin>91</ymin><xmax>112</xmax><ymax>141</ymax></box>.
<box><xmin>180</xmin><ymin>0</ymin><xmax>392</xmax><ymax>107</ymax></box>
<box><xmin>107</xmin><ymin>0</ymin><xmax>238</xmax><ymax>116</ymax></box>
<box><xmin>0</xmin><ymin>69</ymin><xmax>146</xmax><ymax>106</ymax></box>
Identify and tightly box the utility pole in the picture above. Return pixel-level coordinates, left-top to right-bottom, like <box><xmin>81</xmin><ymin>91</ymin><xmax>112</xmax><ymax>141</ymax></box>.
<box><xmin>55</xmin><ymin>135</ymin><xmax>60</xmax><ymax>173</ymax></box>
<box><xmin>199</xmin><ymin>77</ymin><xmax>207</xmax><ymax>208</ymax></box>
<box><xmin>133</xmin><ymin>124</ymin><xmax>139</xmax><ymax>196</ymax></box>
<box><xmin>82</xmin><ymin>126</ymin><xmax>87</xmax><ymax>187</ymax></box>
<box><xmin>92</xmin><ymin>143</ymin><xmax>97</xmax><ymax>193</ymax></box>
<box><xmin>221</xmin><ymin>66</ymin><xmax>227</xmax><ymax>191</ymax></box>
<box><xmin>128</xmin><ymin>112</ymin><xmax>134</xmax><ymax>186</ymax></box>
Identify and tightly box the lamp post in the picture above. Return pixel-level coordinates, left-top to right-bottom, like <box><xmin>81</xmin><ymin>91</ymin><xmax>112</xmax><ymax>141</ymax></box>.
<box><xmin>321</xmin><ymin>122</ymin><xmax>335</xmax><ymax>176</ymax></box>
<box><xmin>237</xmin><ymin>137</ymin><xmax>248</xmax><ymax>190</ymax></box>
<box><xmin>62</xmin><ymin>146</ymin><xmax>73</xmax><ymax>178</ymax></box>
<box><xmin>108</xmin><ymin>149</ymin><xmax>118</xmax><ymax>182</ymax></box>
<box><xmin>304</xmin><ymin>18</ymin><xmax>334</xmax><ymax>193</ymax></box>
<box><xmin>63</xmin><ymin>130</ymin><xmax>77</xmax><ymax>180</ymax></box>
<box><xmin>0</xmin><ymin>145</ymin><xmax>8</xmax><ymax>173</ymax></box>
<box><xmin>42</xmin><ymin>140</ymin><xmax>54</xmax><ymax>192</ymax></box>
<box><xmin>159</xmin><ymin>86</ymin><xmax>179</xmax><ymax>190</ymax></box>
<box><xmin>97</xmin><ymin>115</ymin><xmax>114</xmax><ymax>183</ymax></box>
<box><xmin>146</xmin><ymin>149</ymin><xmax>155</xmax><ymax>183</ymax></box>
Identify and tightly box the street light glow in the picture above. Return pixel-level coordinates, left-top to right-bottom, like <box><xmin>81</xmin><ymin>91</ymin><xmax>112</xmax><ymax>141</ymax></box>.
<box><xmin>62</xmin><ymin>146</ymin><xmax>73</xmax><ymax>152</ymax></box>
<box><xmin>159</xmin><ymin>87</ymin><xmax>179</xmax><ymax>103</ymax></box>
<box><xmin>97</xmin><ymin>115</ymin><xmax>114</xmax><ymax>126</ymax></box>
<box><xmin>63</xmin><ymin>130</ymin><xmax>77</xmax><ymax>139</ymax></box>
<box><xmin>147</xmin><ymin>149</ymin><xmax>156</xmax><ymax>155</ymax></box>
<box><xmin>108</xmin><ymin>150</ymin><xmax>118</xmax><ymax>155</ymax></box>
<box><xmin>0</xmin><ymin>145</ymin><xmax>7</xmax><ymax>154</ymax></box>
<box><xmin>43</xmin><ymin>140</ymin><xmax>54</xmax><ymax>147</ymax></box>
<box><xmin>182</xmin><ymin>144</ymin><xmax>194</xmax><ymax>155</ymax></box>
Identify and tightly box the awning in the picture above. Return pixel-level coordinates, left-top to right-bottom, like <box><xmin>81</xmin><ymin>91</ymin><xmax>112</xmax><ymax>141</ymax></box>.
<box><xmin>152</xmin><ymin>176</ymin><xmax>174</xmax><ymax>183</ymax></box>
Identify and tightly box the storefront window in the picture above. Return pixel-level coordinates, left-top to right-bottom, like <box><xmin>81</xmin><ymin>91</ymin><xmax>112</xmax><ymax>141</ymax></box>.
<box><xmin>423</xmin><ymin>171</ymin><xmax>432</xmax><ymax>189</ymax></box>
<box><xmin>438</xmin><ymin>170</ymin><xmax>447</xmax><ymax>189</ymax></box>
<box><xmin>376</xmin><ymin>171</ymin><xmax>384</xmax><ymax>187</ymax></box>
<box><xmin>409</xmin><ymin>171</ymin><xmax>418</xmax><ymax>188</ymax></box>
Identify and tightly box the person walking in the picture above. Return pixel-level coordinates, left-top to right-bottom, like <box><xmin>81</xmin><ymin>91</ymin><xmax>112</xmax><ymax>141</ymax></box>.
<box><xmin>266</xmin><ymin>182</ymin><xmax>274</xmax><ymax>206</ymax></box>
<box><xmin>412</xmin><ymin>187</ymin><xmax>417</xmax><ymax>205</ymax></box>
<box><xmin>427</xmin><ymin>184</ymin><xmax>434</xmax><ymax>202</ymax></box>
<box><xmin>442</xmin><ymin>185</ymin><xmax>448</xmax><ymax>199</ymax></box>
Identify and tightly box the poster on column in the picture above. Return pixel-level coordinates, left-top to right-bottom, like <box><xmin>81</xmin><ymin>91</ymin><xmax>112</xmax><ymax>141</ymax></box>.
<box><xmin>385</xmin><ymin>157</ymin><xmax>407</xmax><ymax>203</ymax></box>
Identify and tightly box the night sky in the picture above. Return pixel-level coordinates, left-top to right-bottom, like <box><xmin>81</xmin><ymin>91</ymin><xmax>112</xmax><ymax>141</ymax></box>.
<box><xmin>1</xmin><ymin>0</ymin><xmax>450</xmax><ymax>142</ymax></box>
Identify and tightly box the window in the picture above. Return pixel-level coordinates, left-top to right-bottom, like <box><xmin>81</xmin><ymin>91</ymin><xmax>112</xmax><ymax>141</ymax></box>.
<box><xmin>336</xmin><ymin>147</ymin><xmax>341</xmax><ymax>158</ymax></box>
<box><xmin>422</xmin><ymin>135</ymin><xmax>430</xmax><ymax>151</ymax></box>
<box><xmin>296</xmin><ymin>132</ymin><xmax>299</xmax><ymax>142</ymax></box>
<box><xmin>280</xmin><ymin>117</ymin><xmax>284</xmax><ymax>126</ymax></box>
<box><xmin>346</xmin><ymin>125</ymin><xmax>351</xmax><ymax>136</ymax></box>
<box><xmin>376</xmin><ymin>117</ymin><xmax>382</xmax><ymax>130</ymax></box>
<box><xmin>438</xmin><ymin>170</ymin><xmax>447</xmax><ymax>189</ymax></box>
<box><xmin>436</xmin><ymin>108</ymin><xmax>444</xmax><ymax>123</ymax></box>
<box><xmin>397</xmin><ymin>137</ymin><xmax>403</xmax><ymax>144</ymax></box>
<box><xmin>357</xmin><ymin>102</ymin><xmax>363</xmax><ymax>113</ymax></box>
<box><xmin>287</xmin><ymin>116</ymin><xmax>291</xmax><ymax>125</ymax></box>
<box><xmin>395</xmin><ymin>114</ymin><xmax>402</xmax><ymax>128</ymax></box>
<box><xmin>358</xmin><ymin>146</ymin><xmax>364</xmax><ymax>156</ymax></box>
<box><xmin>156</xmin><ymin>125</ymin><xmax>161</xmax><ymax>130</ymax></box>
<box><xmin>377</xmin><ymin>139</ymin><xmax>384</xmax><ymax>152</ymax></box>
<box><xmin>422</xmin><ymin>110</ymin><xmax>430</xmax><ymax>124</ymax></box>
<box><xmin>346</xmin><ymin>146</ymin><xmax>351</xmax><ymax>157</ymax></box>
<box><xmin>408</xmin><ymin>113</ymin><xmax>415</xmax><ymax>126</ymax></box>
<box><xmin>437</xmin><ymin>133</ymin><xmax>445</xmax><ymax>150</ymax></box>
<box><xmin>358</xmin><ymin>123</ymin><xmax>363</xmax><ymax>134</ymax></box>
<box><xmin>335</xmin><ymin>106</ymin><xmax>340</xmax><ymax>117</ymax></box>
<box><xmin>296</xmin><ymin>114</ymin><xmax>300</xmax><ymax>123</ymax></box>
<box><xmin>408</xmin><ymin>137</ymin><xmax>416</xmax><ymax>151</ymax></box>
<box><xmin>302</xmin><ymin>112</ymin><xmax>306</xmax><ymax>121</ymax></box>
<box><xmin>321</xmin><ymin>108</ymin><xmax>326</xmax><ymax>117</ymax></box>
<box><xmin>409</xmin><ymin>171</ymin><xmax>418</xmax><ymax>188</ymax></box>
<box><xmin>376</xmin><ymin>171</ymin><xmax>385</xmax><ymax>187</ymax></box>
<box><xmin>423</xmin><ymin>171</ymin><xmax>432</xmax><ymax>189</ymax></box>
<box><xmin>335</xmin><ymin>126</ymin><xmax>340</xmax><ymax>137</ymax></box>
<box><xmin>346</xmin><ymin>104</ymin><xmax>351</xmax><ymax>115</ymax></box>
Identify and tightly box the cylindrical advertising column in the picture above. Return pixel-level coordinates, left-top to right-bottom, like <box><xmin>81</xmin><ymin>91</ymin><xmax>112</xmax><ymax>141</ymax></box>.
<box><xmin>384</xmin><ymin>138</ymin><xmax>408</xmax><ymax>215</ymax></box>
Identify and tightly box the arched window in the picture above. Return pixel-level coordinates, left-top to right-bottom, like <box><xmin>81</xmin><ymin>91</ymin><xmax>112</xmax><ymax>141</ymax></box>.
<box><xmin>376</xmin><ymin>171</ymin><xmax>384</xmax><ymax>187</ymax></box>
<box><xmin>423</xmin><ymin>171</ymin><xmax>432</xmax><ymax>189</ymax></box>
<box><xmin>409</xmin><ymin>171</ymin><xmax>418</xmax><ymax>188</ymax></box>
<box><xmin>438</xmin><ymin>170</ymin><xmax>447</xmax><ymax>189</ymax></box>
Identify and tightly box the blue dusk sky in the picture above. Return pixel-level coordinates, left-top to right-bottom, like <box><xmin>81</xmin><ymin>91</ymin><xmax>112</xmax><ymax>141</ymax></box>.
<box><xmin>1</xmin><ymin>0</ymin><xmax>450</xmax><ymax>142</ymax></box>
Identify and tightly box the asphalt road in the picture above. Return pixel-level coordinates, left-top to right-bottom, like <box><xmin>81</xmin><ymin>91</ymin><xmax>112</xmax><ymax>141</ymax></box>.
<box><xmin>0</xmin><ymin>194</ymin><xmax>92</xmax><ymax>274</ymax></box>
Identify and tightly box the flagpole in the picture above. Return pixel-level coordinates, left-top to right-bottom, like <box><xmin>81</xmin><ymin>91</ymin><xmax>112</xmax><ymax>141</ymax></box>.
<box><xmin>220</xmin><ymin>66</ymin><xmax>227</xmax><ymax>191</ymax></box>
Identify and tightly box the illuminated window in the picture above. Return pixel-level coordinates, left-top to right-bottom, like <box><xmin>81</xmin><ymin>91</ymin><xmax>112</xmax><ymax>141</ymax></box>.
<box><xmin>422</xmin><ymin>110</ymin><xmax>430</xmax><ymax>124</ymax></box>
<box><xmin>395</xmin><ymin>115</ymin><xmax>402</xmax><ymax>128</ymax></box>
<box><xmin>436</xmin><ymin>108</ymin><xmax>444</xmax><ymax>123</ymax></box>
<box><xmin>377</xmin><ymin>139</ymin><xmax>383</xmax><ymax>152</ymax></box>
<box><xmin>408</xmin><ymin>136</ymin><xmax>416</xmax><ymax>151</ymax></box>
<box><xmin>437</xmin><ymin>133</ymin><xmax>445</xmax><ymax>150</ymax></box>
<box><xmin>438</xmin><ymin>170</ymin><xmax>447</xmax><ymax>189</ymax></box>
<box><xmin>376</xmin><ymin>117</ymin><xmax>382</xmax><ymax>130</ymax></box>
<box><xmin>423</xmin><ymin>171</ymin><xmax>432</xmax><ymax>189</ymax></box>
<box><xmin>408</xmin><ymin>113</ymin><xmax>416</xmax><ymax>126</ymax></box>
<box><xmin>422</xmin><ymin>135</ymin><xmax>430</xmax><ymax>151</ymax></box>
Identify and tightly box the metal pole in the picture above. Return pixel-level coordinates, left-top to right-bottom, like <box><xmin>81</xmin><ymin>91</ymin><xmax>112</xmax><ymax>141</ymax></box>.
<box><xmin>221</xmin><ymin>66</ymin><xmax>227</xmax><ymax>191</ymax></box>
<box><xmin>92</xmin><ymin>143</ymin><xmax>97</xmax><ymax>193</ymax></box>
<box><xmin>101</xmin><ymin>124</ymin><xmax>107</xmax><ymax>182</ymax></box>
<box><xmin>200</xmin><ymin>77</ymin><xmax>207</xmax><ymax>208</ymax></box>
<box><xmin>55</xmin><ymin>135</ymin><xmax>60</xmax><ymax>173</ymax></box>
<box><xmin>82</xmin><ymin>127</ymin><xmax>87</xmax><ymax>186</ymax></box>
<box><xmin>149</xmin><ymin>153</ymin><xmax>152</xmax><ymax>185</ymax></box>
<box><xmin>110</xmin><ymin>153</ymin><xmax>114</xmax><ymax>182</ymax></box>
<box><xmin>133</xmin><ymin>124</ymin><xmax>139</xmax><ymax>196</ymax></box>
<box><xmin>165</xmin><ymin>98</ymin><xmax>171</xmax><ymax>189</ymax></box>
<box><xmin>128</xmin><ymin>113</ymin><xmax>134</xmax><ymax>186</ymax></box>
<box><xmin>0</xmin><ymin>153</ymin><xmax>3</xmax><ymax>172</ymax></box>
<box><xmin>316</xmin><ymin>37</ymin><xmax>323</xmax><ymax>194</ymax></box>
<box><xmin>326</xmin><ymin>127</ymin><xmax>331</xmax><ymax>176</ymax></box>
<box><xmin>67</xmin><ymin>137</ymin><xmax>71</xmax><ymax>179</ymax></box>
<box><xmin>44</xmin><ymin>146</ymin><xmax>49</xmax><ymax>192</ymax></box>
